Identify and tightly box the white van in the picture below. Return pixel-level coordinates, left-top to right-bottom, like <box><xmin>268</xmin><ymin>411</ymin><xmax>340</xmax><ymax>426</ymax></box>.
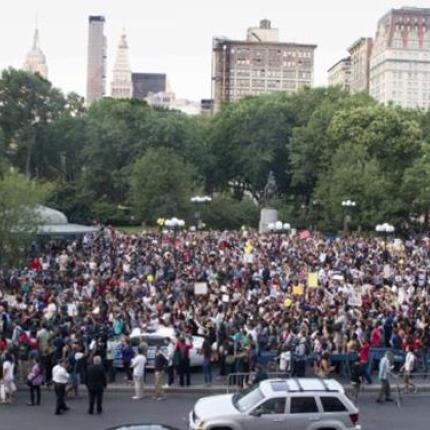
<box><xmin>129</xmin><ymin>326</ymin><xmax>205</xmax><ymax>369</ymax></box>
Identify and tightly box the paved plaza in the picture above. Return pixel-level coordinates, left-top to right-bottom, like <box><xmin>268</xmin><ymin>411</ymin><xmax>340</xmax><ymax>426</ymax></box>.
<box><xmin>1</xmin><ymin>390</ymin><xmax>429</xmax><ymax>430</ymax></box>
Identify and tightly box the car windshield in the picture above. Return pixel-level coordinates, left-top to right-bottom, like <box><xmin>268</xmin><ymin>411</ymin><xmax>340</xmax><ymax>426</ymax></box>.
<box><xmin>145</xmin><ymin>337</ymin><xmax>167</xmax><ymax>347</ymax></box>
<box><xmin>233</xmin><ymin>385</ymin><xmax>265</xmax><ymax>412</ymax></box>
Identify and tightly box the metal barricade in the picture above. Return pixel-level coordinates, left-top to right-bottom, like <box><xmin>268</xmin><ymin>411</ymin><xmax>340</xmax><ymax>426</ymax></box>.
<box><xmin>226</xmin><ymin>372</ymin><xmax>291</xmax><ymax>393</ymax></box>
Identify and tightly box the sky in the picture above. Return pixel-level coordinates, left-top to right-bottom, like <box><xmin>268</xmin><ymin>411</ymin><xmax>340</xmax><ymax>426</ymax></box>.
<box><xmin>0</xmin><ymin>0</ymin><xmax>428</xmax><ymax>101</ymax></box>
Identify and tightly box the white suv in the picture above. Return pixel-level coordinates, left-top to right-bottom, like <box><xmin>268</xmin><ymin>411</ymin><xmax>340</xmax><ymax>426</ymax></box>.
<box><xmin>189</xmin><ymin>378</ymin><xmax>361</xmax><ymax>430</ymax></box>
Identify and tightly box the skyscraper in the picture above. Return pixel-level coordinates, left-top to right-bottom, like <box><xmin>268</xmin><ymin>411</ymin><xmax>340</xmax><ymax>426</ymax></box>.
<box><xmin>86</xmin><ymin>16</ymin><xmax>106</xmax><ymax>104</ymax></box>
<box><xmin>370</xmin><ymin>7</ymin><xmax>430</xmax><ymax>108</ymax></box>
<box><xmin>23</xmin><ymin>28</ymin><xmax>48</xmax><ymax>79</ymax></box>
<box><xmin>212</xmin><ymin>20</ymin><xmax>316</xmax><ymax>110</ymax></box>
<box><xmin>111</xmin><ymin>30</ymin><xmax>132</xmax><ymax>99</ymax></box>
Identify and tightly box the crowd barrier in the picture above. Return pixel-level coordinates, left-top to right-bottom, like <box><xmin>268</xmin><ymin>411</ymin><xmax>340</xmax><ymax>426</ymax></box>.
<box><xmin>226</xmin><ymin>372</ymin><xmax>290</xmax><ymax>393</ymax></box>
<box><xmin>367</xmin><ymin>348</ymin><xmax>430</xmax><ymax>374</ymax></box>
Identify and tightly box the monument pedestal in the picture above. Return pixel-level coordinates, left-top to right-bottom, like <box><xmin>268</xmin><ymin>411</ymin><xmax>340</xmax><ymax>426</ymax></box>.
<box><xmin>259</xmin><ymin>208</ymin><xmax>279</xmax><ymax>233</ymax></box>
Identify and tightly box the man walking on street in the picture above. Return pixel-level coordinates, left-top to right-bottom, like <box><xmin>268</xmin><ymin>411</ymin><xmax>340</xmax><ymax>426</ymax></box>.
<box><xmin>86</xmin><ymin>355</ymin><xmax>107</xmax><ymax>415</ymax></box>
<box><xmin>52</xmin><ymin>359</ymin><xmax>70</xmax><ymax>415</ymax></box>
<box><xmin>153</xmin><ymin>347</ymin><xmax>168</xmax><ymax>400</ymax></box>
<box><xmin>376</xmin><ymin>351</ymin><xmax>394</xmax><ymax>403</ymax></box>
<box><xmin>131</xmin><ymin>347</ymin><xmax>146</xmax><ymax>400</ymax></box>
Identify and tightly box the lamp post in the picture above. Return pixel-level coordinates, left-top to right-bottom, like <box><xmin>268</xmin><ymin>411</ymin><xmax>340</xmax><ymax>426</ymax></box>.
<box><xmin>341</xmin><ymin>199</ymin><xmax>357</xmax><ymax>233</ymax></box>
<box><xmin>164</xmin><ymin>217</ymin><xmax>185</xmax><ymax>240</ymax></box>
<box><xmin>267</xmin><ymin>221</ymin><xmax>291</xmax><ymax>234</ymax></box>
<box><xmin>375</xmin><ymin>223</ymin><xmax>395</xmax><ymax>261</ymax></box>
<box><xmin>190</xmin><ymin>196</ymin><xmax>212</xmax><ymax>230</ymax></box>
<box><xmin>311</xmin><ymin>199</ymin><xmax>322</xmax><ymax>231</ymax></box>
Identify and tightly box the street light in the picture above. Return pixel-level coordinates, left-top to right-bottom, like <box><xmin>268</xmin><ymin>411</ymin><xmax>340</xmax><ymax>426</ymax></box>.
<box><xmin>375</xmin><ymin>223</ymin><xmax>395</xmax><ymax>260</ymax></box>
<box><xmin>190</xmin><ymin>195</ymin><xmax>212</xmax><ymax>229</ymax></box>
<box><xmin>267</xmin><ymin>221</ymin><xmax>291</xmax><ymax>233</ymax></box>
<box><xmin>341</xmin><ymin>200</ymin><xmax>357</xmax><ymax>233</ymax></box>
<box><xmin>164</xmin><ymin>217</ymin><xmax>185</xmax><ymax>238</ymax></box>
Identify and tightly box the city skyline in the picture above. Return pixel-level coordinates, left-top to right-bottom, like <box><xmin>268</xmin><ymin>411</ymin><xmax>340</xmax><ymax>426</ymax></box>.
<box><xmin>1</xmin><ymin>0</ymin><xmax>428</xmax><ymax>101</ymax></box>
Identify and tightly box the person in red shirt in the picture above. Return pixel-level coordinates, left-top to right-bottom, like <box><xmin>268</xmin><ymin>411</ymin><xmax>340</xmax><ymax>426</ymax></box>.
<box><xmin>31</xmin><ymin>258</ymin><xmax>42</xmax><ymax>272</ymax></box>
<box><xmin>359</xmin><ymin>340</ymin><xmax>372</xmax><ymax>384</ymax></box>
<box><xmin>370</xmin><ymin>324</ymin><xmax>382</xmax><ymax>348</ymax></box>
<box><xmin>175</xmin><ymin>336</ymin><xmax>193</xmax><ymax>386</ymax></box>
<box><xmin>0</xmin><ymin>335</ymin><xmax>8</xmax><ymax>353</ymax></box>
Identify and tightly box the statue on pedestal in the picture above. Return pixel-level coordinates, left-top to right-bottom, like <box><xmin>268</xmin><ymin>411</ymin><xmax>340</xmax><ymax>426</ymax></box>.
<box><xmin>263</xmin><ymin>170</ymin><xmax>278</xmax><ymax>206</ymax></box>
<box><xmin>259</xmin><ymin>171</ymin><xmax>279</xmax><ymax>233</ymax></box>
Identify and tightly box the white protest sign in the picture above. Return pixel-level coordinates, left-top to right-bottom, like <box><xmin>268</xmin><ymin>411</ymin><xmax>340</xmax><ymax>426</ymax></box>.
<box><xmin>194</xmin><ymin>282</ymin><xmax>208</xmax><ymax>295</ymax></box>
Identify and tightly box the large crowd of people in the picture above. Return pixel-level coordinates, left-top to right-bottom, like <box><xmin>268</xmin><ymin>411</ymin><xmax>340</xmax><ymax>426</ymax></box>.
<box><xmin>0</xmin><ymin>227</ymin><xmax>429</xmax><ymax>407</ymax></box>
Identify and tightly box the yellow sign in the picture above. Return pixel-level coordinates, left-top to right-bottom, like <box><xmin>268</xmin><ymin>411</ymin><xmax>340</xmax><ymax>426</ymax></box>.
<box><xmin>284</xmin><ymin>297</ymin><xmax>293</xmax><ymax>308</ymax></box>
<box><xmin>147</xmin><ymin>274</ymin><xmax>154</xmax><ymax>283</ymax></box>
<box><xmin>308</xmin><ymin>273</ymin><xmax>318</xmax><ymax>288</ymax></box>
<box><xmin>292</xmin><ymin>285</ymin><xmax>304</xmax><ymax>296</ymax></box>
<box><xmin>244</xmin><ymin>241</ymin><xmax>254</xmax><ymax>255</ymax></box>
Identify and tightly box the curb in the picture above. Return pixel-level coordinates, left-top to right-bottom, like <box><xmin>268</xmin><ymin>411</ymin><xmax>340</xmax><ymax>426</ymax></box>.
<box><xmin>103</xmin><ymin>383</ymin><xmax>430</xmax><ymax>395</ymax></box>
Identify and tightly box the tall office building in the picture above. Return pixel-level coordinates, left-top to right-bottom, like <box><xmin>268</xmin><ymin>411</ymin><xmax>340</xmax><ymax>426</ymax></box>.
<box><xmin>327</xmin><ymin>57</ymin><xmax>351</xmax><ymax>91</ymax></box>
<box><xmin>131</xmin><ymin>73</ymin><xmax>166</xmax><ymax>100</ymax></box>
<box><xmin>23</xmin><ymin>28</ymin><xmax>48</xmax><ymax>79</ymax></box>
<box><xmin>212</xmin><ymin>20</ymin><xmax>316</xmax><ymax>109</ymax></box>
<box><xmin>370</xmin><ymin>7</ymin><xmax>430</xmax><ymax>108</ymax></box>
<box><xmin>111</xmin><ymin>31</ymin><xmax>132</xmax><ymax>98</ymax></box>
<box><xmin>348</xmin><ymin>37</ymin><xmax>373</xmax><ymax>94</ymax></box>
<box><xmin>86</xmin><ymin>16</ymin><xmax>107</xmax><ymax>104</ymax></box>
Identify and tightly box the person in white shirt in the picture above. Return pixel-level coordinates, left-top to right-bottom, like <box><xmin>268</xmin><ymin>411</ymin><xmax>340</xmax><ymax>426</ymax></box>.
<box><xmin>165</xmin><ymin>338</ymin><xmax>176</xmax><ymax>387</ymax></box>
<box><xmin>52</xmin><ymin>360</ymin><xmax>70</xmax><ymax>415</ymax></box>
<box><xmin>1</xmin><ymin>354</ymin><xmax>16</xmax><ymax>404</ymax></box>
<box><xmin>401</xmin><ymin>346</ymin><xmax>417</xmax><ymax>393</ymax></box>
<box><xmin>279</xmin><ymin>349</ymin><xmax>292</xmax><ymax>374</ymax></box>
<box><xmin>131</xmin><ymin>347</ymin><xmax>146</xmax><ymax>400</ymax></box>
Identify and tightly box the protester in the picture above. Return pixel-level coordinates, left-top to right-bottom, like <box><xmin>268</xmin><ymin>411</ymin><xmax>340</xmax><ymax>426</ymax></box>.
<box><xmin>0</xmin><ymin>228</ymin><xmax>430</xmax><ymax>394</ymax></box>
<box><xmin>86</xmin><ymin>355</ymin><xmax>107</xmax><ymax>415</ymax></box>
<box><xmin>153</xmin><ymin>347</ymin><xmax>168</xmax><ymax>400</ymax></box>
<box><xmin>175</xmin><ymin>335</ymin><xmax>192</xmax><ymax>386</ymax></box>
<box><xmin>401</xmin><ymin>345</ymin><xmax>417</xmax><ymax>393</ymax></box>
<box><xmin>201</xmin><ymin>336</ymin><xmax>213</xmax><ymax>385</ymax></box>
<box><xmin>376</xmin><ymin>351</ymin><xmax>394</xmax><ymax>403</ymax></box>
<box><xmin>52</xmin><ymin>359</ymin><xmax>70</xmax><ymax>415</ymax></box>
<box><xmin>1</xmin><ymin>353</ymin><xmax>16</xmax><ymax>404</ymax></box>
<box><xmin>350</xmin><ymin>357</ymin><xmax>363</xmax><ymax>402</ymax></box>
<box><xmin>131</xmin><ymin>347</ymin><xmax>146</xmax><ymax>400</ymax></box>
<box><xmin>27</xmin><ymin>355</ymin><xmax>43</xmax><ymax>406</ymax></box>
<box><xmin>165</xmin><ymin>338</ymin><xmax>176</xmax><ymax>387</ymax></box>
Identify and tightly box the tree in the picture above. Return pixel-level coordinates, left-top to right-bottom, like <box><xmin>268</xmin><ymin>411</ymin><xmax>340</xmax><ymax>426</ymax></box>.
<box><xmin>80</xmin><ymin>98</ymin><xmax>150</xmax><ymax>207</ymax></box>
<box><xmin>0</xmin><ymin>68</ymin><xmax>66</xmax><ymax>178</ymax></box>
<box><xmin>289</xmin><ymin>89</ymin><xmax>374</xmax><ymax>201</ymax></box>
<box><xmin>402</xmin><ymin>143</ymin><xmax>430</xmax><ymax>226</ymax></box>
<box><xmin>208</xmin><ymin>92</ymin><xmax>297</xmax><ymax>201</ymax></box>
<box><xmin>129</xmin><ymin>147</ymin><xmax>198</xmax><ymax>223</ymax></box>
<box><xmin>327</xmin><ymin>104</ymin><xmax>422</xmax><ymax>182</ymax></box>
<box><xmin>315</xmin><ymin>143</ymin><xmax>396</xmax><ymax>230</ymax></box>
<box><xmin>0</xmin><ymin>172</ymin><xmax>51</xmax><ymax>268</ymax></box>
<box><xmin>201</xmin><ymin>193</ymin><xmax>259</xmax><ymax>230</ymax></box>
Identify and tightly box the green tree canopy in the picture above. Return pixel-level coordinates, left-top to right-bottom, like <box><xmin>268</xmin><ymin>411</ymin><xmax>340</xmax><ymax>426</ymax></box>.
<box><xmin>129</xmin><ymin>147</ymin><xmax>198</xmax><ymax>223</ymax></box>
<box><xmin>0</xmin><ymin>172</ymin><xmax>51</xmax><ymax>268</ymax></box>
<box><xmin>0</xmin><ymin>68</ymin><xmax>66</xmax><ymax>178</ymax></box>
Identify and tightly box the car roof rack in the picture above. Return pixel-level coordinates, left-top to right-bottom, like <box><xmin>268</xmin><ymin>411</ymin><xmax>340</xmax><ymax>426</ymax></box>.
<box><xmin>293</xmin><ymin>378</ymin><xmax>304</xmax><ymax>392</ymax></box>
<box><xmin>320</xmin><ymin>379</ymin><xmax>331</xmax><ymax>392</ymax></box>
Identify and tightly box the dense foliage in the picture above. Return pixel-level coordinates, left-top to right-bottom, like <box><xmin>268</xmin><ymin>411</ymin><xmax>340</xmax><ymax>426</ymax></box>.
<box><xmin>1</xmin><ymin>68</ymin><xmax>430</xmax><ymax>231</ymax></box>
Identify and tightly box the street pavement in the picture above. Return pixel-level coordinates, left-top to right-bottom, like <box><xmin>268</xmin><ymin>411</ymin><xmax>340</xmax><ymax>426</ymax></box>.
<box><xmin>1</xmin><ymin>390</ymin><xmax>429</xmax><ymax>430</ymax></box>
